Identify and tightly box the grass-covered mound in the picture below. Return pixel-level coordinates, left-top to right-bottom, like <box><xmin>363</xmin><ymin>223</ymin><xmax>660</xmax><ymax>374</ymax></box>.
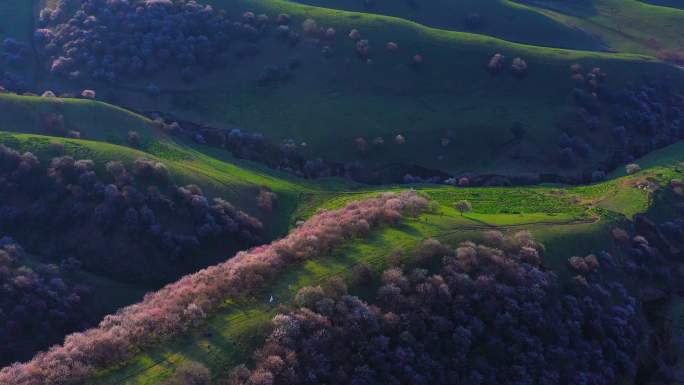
<box><xmin>28</xmin><ymin>0</ymin><xmax>684</xmax><ymax>178</ymax></box>
<box><xmin>0</xmin><ymin>94</ymin><xmax>157</xmax><ymax>146</ymax></box>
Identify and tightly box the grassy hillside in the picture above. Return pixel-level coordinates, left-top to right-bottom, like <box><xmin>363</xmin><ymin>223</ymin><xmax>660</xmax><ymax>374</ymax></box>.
<box><xmin>95</xmin><ymin>213</ymin><xmax>617</xmax><ymax>385</ymax></box>
<box><xmin>517</xmin><ymin>0</ymin><xmax>684</xmax><ymax>63</ymax></box>
<box><xmin>88</xmin><ymin>108</ymin><xmax>684</xmax><ymax>383</ymax></box>
<box><xmin>639</xmin><ymin>0</ymin><xmax>684</xmax><ymax>9</ymax></box>
<box><xmin>18</xmin><ymin>0</ymin><xmax>684</xmax><ymax>178</ymax></box>
<box><xmin>92</xmin><ymin>148</ymin><xmax>684</xmax><ymax>384</ymax></box>
<box><xmin>44</xmin><ymin>0</ymin><xmax>678</xmax><ymax>179</ymax></box>
<box><xmin>0</xmin><ymin>80</ymin><xmax>683</xmax><ymax>385</ymax></box>
<box><xmin>283</xmin><ymin>0</ymin><xmax>684</xmax><ymax>60</ymax></box>
<box><xmin>0</xmin><ymin>94</ymin><xmax>362</xmax><ymax>236</ymax></box>
<box><xmin>0</xmin><ymin>130</ymin><xmax>342</xmax><ymax>241</ymax></box>
<box><xmin>0</xmin><ymin>94</ymin><xmax>159</xmax><ymax>146</ymax></box>
<box><xmin>283</xmin><ymin>0</ymin><xmax>605</xmax><ymax>50</ymax></box>
<box><xmin>0</xmin><ymin>122</ymin><xmax>674</xmax><ymax>383</ymax></box>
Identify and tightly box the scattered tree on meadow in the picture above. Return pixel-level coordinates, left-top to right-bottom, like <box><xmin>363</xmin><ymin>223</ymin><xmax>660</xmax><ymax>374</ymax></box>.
<box><xmin>163</xmin><ymin>361</ymin><xmax>211</xmax><ymax>385</ymax></box>
<box><xmin>487</xmin><ymin>53</ymin><xmax>505</xmax><ymax>74</ymax></box>
<box><xmin>626</xmin><ymin>163</ymin><xmax>641</xmax><ymax>175</ymax></box>
<box><xmin>354</xmin><ymin>137</ymin><xmax>369</xmax><ymax>153</ymax></box>
<box><xmin>127</xmin><ymin>131</ymin><xmax>141</xmax><ymax>148</ymax></box>
<box><xmin>257</xmin><ymin>188</ymin><xmax>278</xmax><ymax>213</ymax></box>
<box><xmin>454</xmin><ymin>199</ymin><xmax>472</xmax><ymax>215</ymax></box>
<box><xmin>511</xmin><ymin>57</ymin><xmax>528</xmax><ymax>77</ymax></box>
<box><xmin>42</xmin><ymin>113</ymin><xmax>65</xmax><ymax>135</ymax></box>
<box><xmin>394</xmin><ymin>134</ymin><xmax>406</xmax><ymax>145</ymax></box>
<box><xmin>80</xmin><ymin>89</ymin><xmax>95</xmax><ymax>99</ymax></box>
<box><xmin>302</xmin><ymin>18</ymin><xmax>319</xmax><ymax>36</ymax></box>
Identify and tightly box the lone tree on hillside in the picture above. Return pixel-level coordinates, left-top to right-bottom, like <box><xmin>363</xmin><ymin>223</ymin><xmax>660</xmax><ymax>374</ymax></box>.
<box><xmin>127</xmin><ymin>131</ymin><xmax>141</xmax><ymax>148</ymax></box>
<box><xmin>455</xmin><ymin>200</ymin><xmax>472</xmax><ymax>216</ymax></box>
<box><xmin>511</xmin><ymin>57</ymin><xmax>528</xmax><ymax>78</ymax></box>
<box><xmin>487</xmin><ymin>53</ymin><xmax>505</xmax><ymax>74</ymax></box>
<box><xmin>162</xmin><ymin>361</ymin><xmax>210</xmax><ymax>385</ymax></box>
<box><xmin>626</xmin><ymin>163</ymin><xmax>641</xmax><ymax>175</ymax></box>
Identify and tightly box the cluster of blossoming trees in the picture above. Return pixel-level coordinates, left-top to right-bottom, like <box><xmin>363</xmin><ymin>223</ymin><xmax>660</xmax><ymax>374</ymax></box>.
<box><xmin>0</xmin><ymin>237</ymin><xmax>92</xmax><ymax>366</ymax></box>
<box><xmin>0</xmin><ymin>143</ymin><xmax>262</xmax><ymax>284</ymax></box>
<box><xmin>229</xmin><ymin>233</ymin><xmax>641</xmax><ymax>385</ymax></box>
<box><xmin>38</xmin><ymin>0</ymin><xmax>242</xmax><ymax>82</ymax></box>
<box><xmin>0</xmin><ymin>190</ymin><xmax>428</xmax><ymax>384</ymax></box>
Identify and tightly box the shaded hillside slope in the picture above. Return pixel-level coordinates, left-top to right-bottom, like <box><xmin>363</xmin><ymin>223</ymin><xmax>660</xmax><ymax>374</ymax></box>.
<box><xmin>283</xmin><ymin>0</ymin><xmax>606</xmax><ymax>50</ymax></box>
<box><xmin>29</xmin><ymin>0</ymin><xmax>684</xmax><ymax>178</ymax></box>
<box><xmin>516</xmin><ymin>0</ymin><xmax>684</xmax><ymax>63</ymax></box>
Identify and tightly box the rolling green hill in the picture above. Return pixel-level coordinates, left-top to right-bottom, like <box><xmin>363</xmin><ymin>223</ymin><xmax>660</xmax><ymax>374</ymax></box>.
<box><xmin>0</xmin><ymin>94</ymin><xmax>158</xmax><ymax>146</ymax></box>
<box><xmin>0</xmin><ymin>93</ymin><xmax>356</xmax><ymax>237</ymax></box>
<box><xmin>516</xmin><ymin>0</ymin><xmax>684</xmax><ymax>62</ymax></box>
<box><xmin>0</xmin><ymin>92</ymin><xmax>676</xmax><ymax>384</ymax></box>
<box><xmin>89</xmin><ymin>137</ymin><xmax>684</xmax><ymax>385</ymax></box>
<box><xmin>90</xmin><ymin>175</ymin><xmax>663</xmax><ymax>384</ymax></box>
<box><xmin>640</xmin><ymin>0</ymin><xmax>684</xmax><ymax>9</ymax></box>
<box><xmin>282</xmin><ymin>0</ymin><xmax>684</xmax><ymax>60</ymax></box>
<box><xmin>25</xmin><ymin>0</ymin><xmax>684</xmax><ymax>179</ymax></box>
<box><xmin>282</xmin><ymin>0</ymin><xmax>606</xmax><ymax>50</ymax></box>
<box><xmin>0</xmin><ymin>130</ymin><xmax>341</xmax><ymax>239</ymax></box>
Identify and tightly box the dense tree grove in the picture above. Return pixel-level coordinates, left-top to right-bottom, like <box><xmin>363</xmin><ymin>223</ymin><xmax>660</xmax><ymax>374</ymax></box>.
<box><xmin>609</xmin><ymin>83</ymin><xmax>684</xmax><ymax>163</ymax></box>
<box><xmin>1</xmin><ymin>38</ymin><xmax>31</xmax><ymax>69</ymax></box>
<box><xmin>562</xmin><ymin>65</ymin><xmax>684</xmax><ymax>178</ymax></box>
<box><xmin>231</xmin><ymin>233</ymin><xmax>642</xmax><ymax>385</ymax></box>
<box><xmin>36</xmin><ymin>0</ymin><xmax>266</xmax><ymax>81</ymax></box>
<box><xmin>0</xmin><ymin>237</ymin><xmax>93</xmax><ymax>366</ymax></box>
<box><xmin>0</xmin><ymin>144</ymin><xmax>262</xmax><ymax>283</ymax></box>
<box><xmin>0</xmin><ymin>191</ymin><xmax>428</xmax><ymax>385</ymax></box>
